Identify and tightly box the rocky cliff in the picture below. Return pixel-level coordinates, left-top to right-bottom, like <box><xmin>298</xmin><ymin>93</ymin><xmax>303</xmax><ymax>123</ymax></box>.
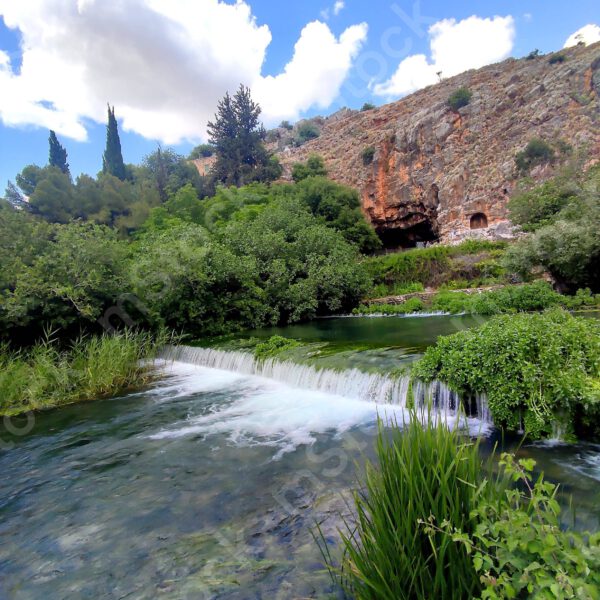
<box><xmin>271</xmin><ymin>43</ymin><xmax>600</xmax><ymax>246</ymax></box>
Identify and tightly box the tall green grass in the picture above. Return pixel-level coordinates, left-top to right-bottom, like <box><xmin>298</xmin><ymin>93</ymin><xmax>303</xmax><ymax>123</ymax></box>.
<box><xmin>323</xmin><ymin>414</ymin><xmax>492</xmax><ymax>599</ymax></box>
<box><xmin>0</xmin><ymin>330</ymin><xmax>169</xmax><ymax>416</ymax></box>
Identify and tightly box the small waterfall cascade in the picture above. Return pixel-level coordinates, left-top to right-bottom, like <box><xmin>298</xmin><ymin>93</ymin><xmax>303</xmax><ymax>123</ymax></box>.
<box><xmin>160</xmin><ymin>345</ymin><xmax>493</xmax><ymax>423</ymax></box>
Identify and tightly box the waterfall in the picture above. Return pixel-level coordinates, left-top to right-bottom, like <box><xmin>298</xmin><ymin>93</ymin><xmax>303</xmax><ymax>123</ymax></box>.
<box><xmin>160</xmin><ymin>345</ymin><xmax>493</xmax><ymax>423</ymax></box>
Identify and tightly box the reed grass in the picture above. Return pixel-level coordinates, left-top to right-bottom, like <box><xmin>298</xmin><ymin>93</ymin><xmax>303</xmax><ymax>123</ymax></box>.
<box><xmin>323</xmin><ymin>413</ymin><xmax>494</xmax><ymax>599</ymax></box>
<box><xmin>0</xmin><ymin>330</ymin><xmax>169</xmax><ymax>416</ymax></box>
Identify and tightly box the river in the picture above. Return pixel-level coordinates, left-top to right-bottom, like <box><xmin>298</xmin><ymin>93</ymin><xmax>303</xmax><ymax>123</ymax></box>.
<box><xmin>0</xmin><ymin>316</ymin><xmax>598</xmax><ymax>599</ymax></box>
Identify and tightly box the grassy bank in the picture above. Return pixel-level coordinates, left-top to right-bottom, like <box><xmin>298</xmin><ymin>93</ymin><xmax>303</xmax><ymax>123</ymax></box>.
<box><xmin>363</xmin><ymin>240</ymin><xmax>508</xmax><ymax>298</ymax></box>
<box><xmin>353</xmin><ymin>281</ymin><xmax>600</xmax><ymax>316</ymax></box>
<box><xmin>0</xmin><ymin>330</ymin><xmax>168</xmax><ymax>416</ymax></box>
<box><xmin>322</xmin><ymin>416</ymin><xmax>600</xmax><ymax>599</ymax></box>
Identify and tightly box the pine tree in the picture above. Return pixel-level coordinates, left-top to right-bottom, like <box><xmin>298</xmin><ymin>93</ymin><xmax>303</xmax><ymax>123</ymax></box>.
<box><xmin>102</xmin><ymin>105</ymin><xmax>126</xmax><ymax>181</ymax></box>
<box><xmin>207</xmin><ymin>85</ymin><xmax>269</xmax><ymax>186</ymax></box>
<box><xmin>48</xmin><ymin>130</ymin><xmax>70</xmax><ymax>176</ymax></box>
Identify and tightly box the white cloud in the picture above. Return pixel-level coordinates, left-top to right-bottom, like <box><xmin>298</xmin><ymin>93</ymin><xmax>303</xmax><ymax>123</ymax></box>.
<box><xmin>0</xmin><ymin>0</ymin><xmax>367</xmax><ymax>143</ymax></box>
<box><xmin>333</xmin><ymin>1</ymin><xmax>345</xmax><ymax>16</ymax></box>
<box><xmin>254</xmin><ymin>21</ymin><xmax>367</xmax><ymax>122</ymax></box>
<box><xmin>373</xmin><ymin>15</ymin><xmax>515</xmax><ymax>97</ymax></box>
<box><xmin>564</xmin><ymin>24</ymin><xmax>600</xmax><ymax>48</ymax></box>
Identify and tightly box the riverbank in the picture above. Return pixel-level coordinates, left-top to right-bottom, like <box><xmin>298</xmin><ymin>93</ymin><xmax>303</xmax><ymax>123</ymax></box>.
<box><xmin>0</xmin><ymin>331</ymin><xmax>167</xmax><ymax>416</ymax></box>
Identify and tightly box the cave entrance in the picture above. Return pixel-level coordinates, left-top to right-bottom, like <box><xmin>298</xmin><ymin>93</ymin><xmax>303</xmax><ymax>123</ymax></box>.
<box><xmin>470</xmin><ymin>212</ymin><xmax>488</xmax><ymax>229</ymax></box>
<box><xmin>377</xmin><ymin>218</ymin><xmax>439</xmax><ymax>250</ymax></box>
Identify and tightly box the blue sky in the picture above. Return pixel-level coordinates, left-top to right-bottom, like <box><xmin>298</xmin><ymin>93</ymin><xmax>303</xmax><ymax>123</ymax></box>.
<box><xmin>0</xmin><ymin>0</ymin><xmax>598</xmax><ymax>189</ymax></box>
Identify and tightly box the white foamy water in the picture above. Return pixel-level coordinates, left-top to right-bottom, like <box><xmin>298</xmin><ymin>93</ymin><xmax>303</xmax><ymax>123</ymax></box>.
<box><xmin>147</xmin><ymin>349</ymin><xmax>492</xmax><ymax>456</ymax></box>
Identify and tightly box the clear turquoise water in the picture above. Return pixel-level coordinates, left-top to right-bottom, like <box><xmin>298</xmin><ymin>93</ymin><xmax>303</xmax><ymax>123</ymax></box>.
<box><xmin>0</xmin><ymin>315</ymin><xmax>598</xmax><ymax>599</ymax></box>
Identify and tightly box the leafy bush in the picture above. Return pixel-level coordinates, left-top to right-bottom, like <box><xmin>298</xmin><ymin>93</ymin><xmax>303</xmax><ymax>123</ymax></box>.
<box><xmin>412</xmin><ymin>309</ymin><xmax>600</xmax><ymax>438</ymax></box>
<box><xmin>515</xmin><ymin>139</ymin><xmax>555</xmax><ymax>174</ymax></box>
<box><xmin>292</xmin><ymin>154</ymin><xmax>327</xmax><ymax>182</ymax></box>
<box><xmin>322</xmin><ymin>416</ymin><xmax>487</xmax><ymax>599</ymax></box>
<box><xmin>548</xmin><ymin>53</ymin><xmax>566</xmax><ymax>64</ymax></box>
<box><xmin>254</xmin><ymin>335</ymin><xmax>300</xmax><ymax>360</ymax></box>
<box><xmin>0</xmin><ymin>330</ymin><xmax>166</xmax><ymax>416</ymax></box>
<box><xmin>361</xmin><ymin>102</ymin><xmax>375</xmax><ymax>111</ymax></box>
<box><xmin>504</xmin><ymin>165</ymin><xmax>600</xmax><ymax>292</ymax></box>
<box><xmin>294</xmin><ymin>121</ymin><xmax>320</xmax><ymax>146</ymax></box>
<box><xmin>352</xmin><ymin>297</ymin><xmax>425</xmax><ymax>315</ymax></box>
<box><xmin>447</xmin><ymin>87</ymin><xmax>473</xmax><ymax>110</ymax></box>
<box><xmin>508</xmin><ymin>179</ymin><xmax>579</xmax><ymax>232</ymax></box>
<box><xmin>526</xmin><ymin>49</ymin><xmax>540</xmax><ymax>59</ymax></box>
<box><xmin>361</xmin><ymin>146</ymin><xmax>375</xmax><ymax>165</ymax></box>
<box><xmin>427</xmin><ymin>454</ymin><xmax>600</xmax><ymax>599</ymax></box>
<box><xmin>279</xmin><ymin>120</ymin><xmax>293</xmax><ymax>130</ymax></box>
<box><xmin>189</xmin><ymin>143</ymin><xmax>215</xmax><ymax>159</ymax></box>
<box><xmin>293</xmin><ymin>175</ymin><xmax>381</xmax><ymax>253</ymax></box>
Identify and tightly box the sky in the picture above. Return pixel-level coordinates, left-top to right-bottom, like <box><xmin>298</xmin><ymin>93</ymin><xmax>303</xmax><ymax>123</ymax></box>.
<box><xmin>0</xmin><ymin>0</ymin><xmax>598</xmax><ymax>188</ymax></box>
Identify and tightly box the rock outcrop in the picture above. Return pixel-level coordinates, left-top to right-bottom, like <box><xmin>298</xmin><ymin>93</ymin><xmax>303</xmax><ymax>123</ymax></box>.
<box><xmin>272</xmin><ymin>43</ymin><xmax>600</xmax><ymax>246</ymax></box>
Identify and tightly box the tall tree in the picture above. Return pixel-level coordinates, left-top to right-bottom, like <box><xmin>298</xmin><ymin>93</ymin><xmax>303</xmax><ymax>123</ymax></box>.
<box><xmin>48</xmin><ymin>130</ymin><xmax>70</xmax><ymax>176</ymax></box>
<box><xmin>207</xmin><ymin>85</ymin><xmax>270</xmax><ymax>187</ymax></box>
<box><xmin>102</xmin><ymin>105</ymin><xmax>126</xmax><ymax>181</ymax></box>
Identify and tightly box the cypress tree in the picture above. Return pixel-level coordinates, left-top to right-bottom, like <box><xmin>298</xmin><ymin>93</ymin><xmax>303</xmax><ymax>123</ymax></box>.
<box><xmin>48</xmin><ymin>130</ymin><xmax>70</xmax><ymax>176</ymax></box>
<box><xmin>102</xmin><ymin>105</ymin><xmax>126</xmax><ymax>180</ymax></box>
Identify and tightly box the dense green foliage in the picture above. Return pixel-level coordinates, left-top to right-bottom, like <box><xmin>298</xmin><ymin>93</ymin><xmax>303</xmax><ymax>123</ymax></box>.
<box><xmin>294</xmin><ymin>121</ymin><xmax>320</xmax><ymax>145</ymax></box>
<box><xmin>325</xmin><ymin>416</ymin><xmax>486</xmax><ymax>599</ymax></box>
<box><xmin>427</xmin><ymin>454</ymin><xmax>600</xmax><ymax>599</ymax></box>
<box><xmin>364</xmin><ymin>240</ymin><xmax>507</xmax><ymax>296</ymax></box>
<box><xmin>102</xmin><ymin>105</ymin><xmax>127</xmax><ymax>181</ymax></box>
<box><xmin>448</xmin><ymin>87</ymin><xmax>473</xmax><ymax>110</ymax></box>
<box><xmin>292</xmin><ymin>154</ymin><xmax>327</xmax><ymax>182</ymax></box>
<box><xmin>515</xmin><ymin>138</ymin><xmax>555</xmax><ymax>174</ymax></box>
<box><xmin>353</xmin><ymin>281</ymin><xmax>600</xmax><ymax>316</ymax></box>
<box><xmin>413</xmin><ymin>309</ymin><xmax>600</xmax><ymax>438</ymax></box>
<box><xmin>0</xmin><ymin>330</ymin><xmax>165</xmax><ymax>415</ymax></box>
<box><xmin>361</xmin><ymin>102</ymin><xmax>376</xmax><ymax>111</ymax></box>
<box><xmin>48</xmin><ymin>130</ymin><xmax>70</xmax><ymax>175</ymax></box>
<box><xmin>353</xmin><ymin>297</ymin><xmax>426</xmax><ymax>315</ymax></box>
<box><xmin>188</xmin><ymin>143</ymin><xmax>215</xmax><ymax>159</ymax></box>
<box><xmin>207</xmin><ymin>85</ymin><xmax>274</xmax><ymax>186</ymax></box>
<box><xmin>325</xmin><ymin>417</ymin><xmax>600</xmax><ymax>599</ymax></box>
<box><xmin>505</xmin><ymin>165</ymin><xmax>600</xmax><ymax>292</ymax></box>
<box><xmin>0</xmin><ymin>216</ymin><xmax>128</xmax><ymax>339</ymax></box>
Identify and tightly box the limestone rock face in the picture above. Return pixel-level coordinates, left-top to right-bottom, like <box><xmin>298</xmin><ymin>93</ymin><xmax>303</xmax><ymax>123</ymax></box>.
<box><xmin>272</xmin><ymin>43</ymin><xmax>600</xmax><ymax>245</ymax></box>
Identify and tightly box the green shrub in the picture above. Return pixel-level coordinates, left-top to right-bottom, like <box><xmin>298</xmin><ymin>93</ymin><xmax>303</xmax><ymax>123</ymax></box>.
<box><xmin>322</xmin><ymin>416</ymin><xmax>487</xmax><ymax>599</ymax></box>
<box><xmin>294</xmin><ymin>121</ymin><xmax>320</xmax><ymax>146</ymax></box>
<box><xmin>427</xmin><ymin>454</ymin><xmax>600</xmax><ymax>599</ymax></box>
<box><xmin>508</xmin><ymin>179</ymin><xmax>579</xmax><ymax>232</ymax></box>
<box><xmin>515</xmin><ymin>139</ymin><xmax>555</xmax><ymax>174</ymax></box>
<box><xmin>548</xmin><ymin>53</ymin><xmax>566</xmax><ymax>64</ymax></box>
<box><xmin>279</xmin><ymin>120</ymin><xmax>293</xmax><ymax>130</ymax></box>
<box><xmin>189</xmin><ymin>144</ymin><xmax>215</xmax><ymax>159</ymax></box>
<box><xmin>0</xmin><ymin>330</ymin><xmax>166</xmax><ymax>416</ymax></box>
<box><xmin>361</xmin><ymin>146</ymin><xmax>376</xmax><ymax>166</ymax></box>
<box><xmin>254</xmin><ymin>335</ymin><xmax>300</xmax><ymax>360</ymax></box>
<box><xmin>353</xmin><ymin>297</ymin><xmax>425</xmax><ymax>315</ymax></box>
<box><xmin>291</xmin><ymin>155</ymin><xmax>327</xmax><ymax>182</ymax></box>
<box><xmin>412</xmin><ymin>309</ymin><xmax>600</xmax><ymax>438</ymax></box>
<box><xmin>447</xmin><ymin>87</ymin><xmax>473</xmax><ymax>111</ymax></box>
<box><xmin>526</xmin><ymin>49</ymin><xmax>540</xmax><ymax>59</ymax></box>
<box><xmin>361</xmin><ymin>102</ymin><xmax>375</xmax><ymax>111</ymax></box>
